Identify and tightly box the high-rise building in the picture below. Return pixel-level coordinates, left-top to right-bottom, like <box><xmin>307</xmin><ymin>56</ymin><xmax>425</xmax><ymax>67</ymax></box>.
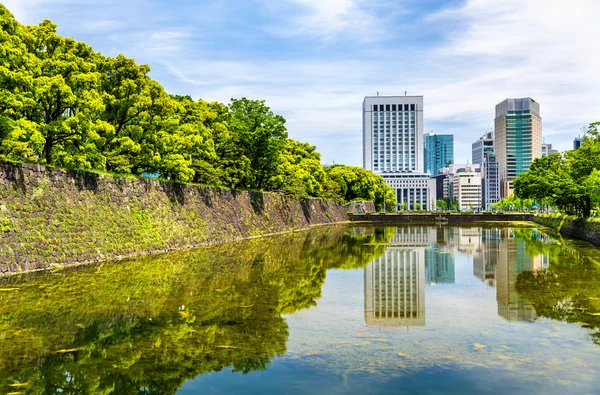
<box><xmin>541</xmin><ymin>143</ymin><xmax>559</xmax><ymax>157</ymax></box>
<box><xmin>424</xmin><ymin>133</ymin><xmax>454</xmax><ymax>176</ymax></box>
<box><xmin>452</xmin><ymin>165</ymin><xmax>482</xmax><ymax>210</ymax></box>
<box><xmin>483</xmin><ymin>154</ymin><xmax>500</xmax><ymax>210</ymax></box>
<box><xmin>472</xmin><ymin>132</ymin><xmax>494</xmax><ymax>168</ymax></box>
<box><xmin>363</xmin><ymin>96</ymin><xmax>432</xmax><ymax>210</ymax></box>
<box><xmin>574</xmin><ymin>137</ymin><xmax>582</xmax><ymax>149</ymax></box>
<box><xmin>472</xmin><ymin>131</ymin><xmax>496</xmax><ymax>209</ymax></box>
<box><xmin>494</xmin><ymin>98</ymin><xmax>542</xmax><ymax>197</ymax></box>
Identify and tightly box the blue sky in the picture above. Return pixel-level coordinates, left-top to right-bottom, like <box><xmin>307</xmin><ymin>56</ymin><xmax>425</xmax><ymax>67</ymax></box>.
<box><xmin>5</xmin><ymin>0</ymin><xmax>600</xmax><ymax>166</ymax></box>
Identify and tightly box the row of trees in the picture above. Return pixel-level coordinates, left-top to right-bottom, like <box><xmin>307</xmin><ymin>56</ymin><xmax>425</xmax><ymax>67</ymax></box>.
<box><xmin>0</xmin><ymin>5</ymin><xmax>396</xmax><ymax>208</ymax></box>
<box><xmin>514</xmin><ymin>122</ymin><xmax>600</xmax><ymax>218</ymax></box>
<box><xmin>491</xmin><ymin>195</ymin><xmax>535</xmax><ymax>212</ymax></box>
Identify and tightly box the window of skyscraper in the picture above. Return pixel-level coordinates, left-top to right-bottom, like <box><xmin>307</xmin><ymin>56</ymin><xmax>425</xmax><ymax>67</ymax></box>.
<box><xmin>411</xmin><ymin>104</ymin><xmax>415</xmax><ymax>111</ymax></box>
<box><xmin>373</xmin><ymin>105</ymin><xmax>378</xmax><ymax>112</ymax></box>
<box><xmin>380</xmin><ymin>105</ymin><xmax>385</xmax><ymax>111</ymax></box>
<box><xmin>386</xmin><ymin>104</ymin><xmax>390</xmax><ymax>111</ymax></box>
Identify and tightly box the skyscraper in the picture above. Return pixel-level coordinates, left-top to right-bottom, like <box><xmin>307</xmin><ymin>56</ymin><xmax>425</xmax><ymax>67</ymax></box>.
<box><xmin>483</xmin><ymin>153</ymin><xmax>500</xmax><ymax>210</ymax></box>
<box><xmin>424</xmin><ymin>133</ymin><xmax>454</xmax><ymax>176</ymax></box>
<box><xmin>574</xmin><ymin>137</ymin><xmax>582</xmax><ymax>149</ymax></box>
<box><xmin>363</xmin><ymin>96</ymin><xmax>432</xmax><ymax>210</ymax></box>
<box><xmin>472</xmin><ymin>132</ymin><xmax>494</xmax><ymax>168</ymax></box>
<box><xmin>494</xmin><ymin>98</ymin><xmax>542</xmax><ymax>197</ymax></box>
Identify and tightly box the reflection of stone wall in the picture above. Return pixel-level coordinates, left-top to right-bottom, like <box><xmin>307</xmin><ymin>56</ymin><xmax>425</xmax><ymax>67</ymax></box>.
<box><xmin>0</xmin><ymin>162</ymin><xmax>350</xmax><ymax>274</ymax></box>
<box><xmin>533</xmin><ymin>216</ymin><xmax>600</xmax><ymax>247</ymax></box>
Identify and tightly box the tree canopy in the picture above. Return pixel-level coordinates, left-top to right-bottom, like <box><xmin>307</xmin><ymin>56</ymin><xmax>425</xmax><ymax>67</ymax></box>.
<box><xmin>0</xmin><ymin>4</ymin><xmax>394</xmax><ymax>206</ymax></box>
<box><xmin>513</xmin><ymin>122</ymin><xmax>600</xmax><ymax>217</ymax></box>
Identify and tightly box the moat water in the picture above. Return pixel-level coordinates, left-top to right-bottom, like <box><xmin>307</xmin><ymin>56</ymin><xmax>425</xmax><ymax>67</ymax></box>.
<box><xmin>1</xmin><ymin>225</ymin><xmax>600</xmax><ymax>394</ymax></box>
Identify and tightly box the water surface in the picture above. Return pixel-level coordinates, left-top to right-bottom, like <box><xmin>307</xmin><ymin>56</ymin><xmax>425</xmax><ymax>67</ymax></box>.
<box><xmin>1</xmin><ymin>225</ymin><xmax>600</xmax><ymax>394</ymax></box>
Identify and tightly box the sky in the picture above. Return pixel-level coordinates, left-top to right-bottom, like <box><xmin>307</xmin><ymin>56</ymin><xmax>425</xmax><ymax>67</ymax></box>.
<box><xmin>4</xmin><ymin>0</ymin><xmax>600</xmax><ymax>166</ymax></box>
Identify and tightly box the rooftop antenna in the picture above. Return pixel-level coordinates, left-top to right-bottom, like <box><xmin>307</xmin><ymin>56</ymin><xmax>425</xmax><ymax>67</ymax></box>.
<box><xmin>405</xmin><ymin>91</ymin><xmax>407</xmax><ymax>96</ymax></box>
<box><xmin>377</xmin><ymin>91</ymin><xmax>379</xmax><ymax>97</ymax></box>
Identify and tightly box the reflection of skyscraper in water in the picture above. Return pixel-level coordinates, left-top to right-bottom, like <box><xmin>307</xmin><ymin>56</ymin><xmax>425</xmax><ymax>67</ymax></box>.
<box><xmin>456</xmin><ymin>227</ymin><xmax>482</xmax><ymax>254</ymax></box>
<box><xmin>495</xmin><ymin>229</ymin><xmax>548</xmax><ymax>321</ymax></box>
<box><xmin>364</xmin><ymin>226</ymin><xmax>432</xmax><ymax>326</ymax></box>
<box><xmin>473</xmin><ymin>228</ymin><xmax>501</xmax><ymax>287</ymax></box>
<box><xmin>425</xmin><ymin>249</ymin><xmax>455</xmax><ymax>284</ymax></box>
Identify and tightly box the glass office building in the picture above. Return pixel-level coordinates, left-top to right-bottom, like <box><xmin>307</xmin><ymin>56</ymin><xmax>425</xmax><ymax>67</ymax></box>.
<box><xmin>472</xmin><ymin>132</ymin><xmax>494</xmax><ymax>168</ymax></box>
<box><xmin>494</xmin><ymin>98</ymin><xmax>542</xmax><ymax>198</ymax></box>
<box><xmin>424</xmin><ymin>133</ymin><xmax>454</xmax><ymax>176</ymax></box>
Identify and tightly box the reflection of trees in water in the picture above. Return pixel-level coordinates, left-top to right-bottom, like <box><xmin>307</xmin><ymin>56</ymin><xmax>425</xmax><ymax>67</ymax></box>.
<box><xmin>516</xmin><ymin>235</ymin><xmax>600</xmax><ymax>345</ymax></box>
<box><xmin>0</xmin><ymin>226</ymin><xmax>389</xmax><ymax>394</ymax></box>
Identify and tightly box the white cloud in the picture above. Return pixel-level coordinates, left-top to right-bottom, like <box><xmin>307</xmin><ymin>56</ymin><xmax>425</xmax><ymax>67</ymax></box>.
<box><xmin>261</xmin><ymin>0</ymin><xmax>388</xmax><ymax>42</ymax></box>
<box><xmin>418</xmin><ymin>0</ymin><xmax>600</xmax><ymax>158</ymax></box>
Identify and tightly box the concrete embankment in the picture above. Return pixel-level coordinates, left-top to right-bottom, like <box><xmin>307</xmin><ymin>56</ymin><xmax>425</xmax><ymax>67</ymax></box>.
<box><xmin>0</xmin><ymin>162</ymin><xmax>374</xmax><ymax>275</ymax></box>
<box><xmin>533</xmin><ymin>215</ymin><xmax>600</xmax><ymax>247</ymax></box>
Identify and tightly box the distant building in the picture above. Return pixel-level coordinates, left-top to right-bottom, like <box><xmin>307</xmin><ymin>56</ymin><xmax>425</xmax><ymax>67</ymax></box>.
<box><xmin>430</xmin><ymin>172</ymin><xmax>449</xmax><ymax>201</ymax></box>
<box><xmin>494</xmin><ymin>98</ymin><xmax>542</xmax><ymax>198</ymax></box>
<box><xmin>439</xmin><ymin>164</ymin><xmax>480</xmax><ymax>200</ymax></box>
<box><xmin>472</xmin><ymin>132</ymin><xmax>494</xmax><ymax>168</ymax></box>
<box><xmin>574</xmin><ymin>137</ymin><xmax>582</xmax><ymax>149</ymax></box>
<box><xmin>362</xmin><ymin>96</ymin><xmax>433</xmax><ymax>210</ymax></box>
<box><xmin>541</xmin><ymin>143</ymin><xmax>559</xmax><ymax>157</ymax></box>
<box><xmin>473</xmin><ymin>131</ymin><xmax>497</xmax><ymax>209</ymax></box>
<box><xmin>483</xmin><ymin>154</ymin><xmax>500</xmax><ymax>210</ymax></box>
<box><xmin>452</xmin><ymin>165</ymin><xmax>482</xmax><ymax>210</ymax></box>
<box><xmin>424</xmin><ymin>133</ymin><xmax>454</xmax><ymax>176</ymax></box>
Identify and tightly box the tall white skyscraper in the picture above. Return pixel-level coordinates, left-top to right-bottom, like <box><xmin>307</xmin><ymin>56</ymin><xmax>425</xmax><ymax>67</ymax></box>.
<box><xmin>362</xmin><ymin>96</ymin><xmax>432</xmax><ymax>210</ymax></box>
<box><xmin>363</xmin><ymin>96</ymin><xmax>424</xmax><ymax>172</ymax></box>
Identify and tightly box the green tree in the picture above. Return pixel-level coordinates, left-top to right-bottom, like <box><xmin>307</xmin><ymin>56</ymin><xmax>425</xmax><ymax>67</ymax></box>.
<box><xmin>325</xmin><ymin>165</ymin><xmax>396</xmax><ymax>210</ymax></box>
<box><xmin>514</xmin><ymin>123</ymin><xmax>600</xmax><ymax>217</ymax></box>
<box><xmin>98</xmin><ymin>54</ymin><xmax>171</xmax><ymax>174</ymax></box>
<box><xmin>492</xmin><ymin>195</ymin><xmax>534</xmax><ymax>212</ymax></box>
<box><xmin>270</xmin><ymin>139</ymin><xmax>331</xmax><ymax>198</ymax></box>
<box><xmin>436</xmin><ymin>199</ymin><xmax>447</xmax><ymax>211</ymax></box>
<box><xmin>227</xmin><ymin>98</ymin><xmax>287</xmax><ymax>190</ymax></box>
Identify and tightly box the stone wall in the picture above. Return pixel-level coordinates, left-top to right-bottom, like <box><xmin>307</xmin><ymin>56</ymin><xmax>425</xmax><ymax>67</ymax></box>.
<box><xmin>0</xmin><ymin>162</ymin><xmax>352</xmax><ymax>275</ymax></box>
<box><xmin>533</xmin><ymin>216</ymin><xmax>600</xmax><ymax>247</ymax></box>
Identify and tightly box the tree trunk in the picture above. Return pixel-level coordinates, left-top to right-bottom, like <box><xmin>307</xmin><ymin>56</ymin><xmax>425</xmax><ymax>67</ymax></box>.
<box><xmin>583</xmin><ymin>196</ymin><xmax>592</xmax><ymax>218</ymax></box>
<box><xmin>43</xmin><ymin>137</ymin><xmax>53</xmax><ymax>165</ymax></box>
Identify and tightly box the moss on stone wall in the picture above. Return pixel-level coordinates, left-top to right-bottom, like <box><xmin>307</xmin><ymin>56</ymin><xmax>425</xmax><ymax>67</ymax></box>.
<box><xmin>0</xmin><ymin>162</ymin><xmax>355</xmax><ymax>274</ymax></box>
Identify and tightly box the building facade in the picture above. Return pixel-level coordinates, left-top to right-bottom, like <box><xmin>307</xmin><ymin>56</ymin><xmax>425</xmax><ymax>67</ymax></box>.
<box><xmin>574</xmin><ymin>137</ymin><xmax>582</xmax><ymax>149</ymax></box>
<box><xmin>452</xmin><ymin>165</ymin><xmax>482</xmax><ymax>210</ymax></box>
<box><xmin>494</xmin><ymin>98</ymin><xmax>542</xmax><ymax>198</ymax></box>
<box><xmin>483</xmin><ymin>153</ymin><xmax>500</xmax><ymax>210</ymax></box>
<box><xmin>363</xmin><ymin>96</ymin><xmax>433</xmax><ymax>210</ymax></box>
<box><xmin>424</xmin><ymin>133</ymin><xmax>454</xmax><ymax>176</ymax></box>
<box><xmin>472</xmin><ymin>132</ymin><xmax>494</xmax><ymax>168</ymax></box>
